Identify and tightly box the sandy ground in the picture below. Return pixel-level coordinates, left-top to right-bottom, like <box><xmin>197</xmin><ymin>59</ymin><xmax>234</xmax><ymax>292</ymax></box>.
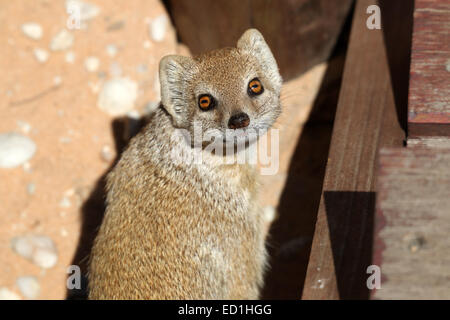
<box><xmin>0</xmin><ymin>0</ymin><xmax>327</xmax><ymax>299</ymax></box>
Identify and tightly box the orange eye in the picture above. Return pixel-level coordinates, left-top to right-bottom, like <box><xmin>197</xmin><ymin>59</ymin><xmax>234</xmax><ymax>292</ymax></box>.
<box><xmin>248</xmin><ymin>78</ymin><xmax>264</xmax><ymax>96</ymax></box>
<box><xmin>198</xmin><ymin>94</ymin><xmax>215</xmax><ymax>111</ymax></box>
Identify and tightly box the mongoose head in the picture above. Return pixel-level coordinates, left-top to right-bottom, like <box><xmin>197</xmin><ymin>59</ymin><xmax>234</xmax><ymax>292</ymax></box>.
<box><xmin>159</xmin><ymin>29</ymin><xmax>282</xmax><ymax>144</ymax></box>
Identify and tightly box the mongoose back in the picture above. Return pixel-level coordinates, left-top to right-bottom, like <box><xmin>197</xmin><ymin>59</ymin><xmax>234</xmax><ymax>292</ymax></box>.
<box><xmin>88</xmin><ymin>29</ymin><xmax>282</xmax><ymax>299</ymax></box>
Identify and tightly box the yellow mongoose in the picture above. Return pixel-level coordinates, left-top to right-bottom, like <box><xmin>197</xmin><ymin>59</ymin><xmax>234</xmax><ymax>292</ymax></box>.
<box><xmin>88</xmin><ymin>29</ymin><xmax>282</xmax><ymax>299</ymax></box>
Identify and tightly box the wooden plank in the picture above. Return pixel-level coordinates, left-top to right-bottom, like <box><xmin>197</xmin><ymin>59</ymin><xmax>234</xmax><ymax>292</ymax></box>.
<box><xmin>301</xmin><ymin>0</ymin><xmax>410</xmax><ymax>299</ymax></box>
<box><xmin>167</xmin><ymin>0</ymin><xmax>353</xmax><ymax>80</ymax></box>
<box><xmin>408</xmin><ymin>0</ymin><xmax>450</xmax><ymax>137</ymax></box>
<box><xmin>373</xmin><ymin>147</ymin><xmax>450</xmax><ymax>299</ymax></box>
<box><xmin>407</xmin><ymin>136</ymin><xmax>450</xmax><ymax>149</ymax></box>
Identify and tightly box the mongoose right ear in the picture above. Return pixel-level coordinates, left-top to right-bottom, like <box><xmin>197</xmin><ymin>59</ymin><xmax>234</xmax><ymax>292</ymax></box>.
<box><xmin>237</xmin><ymin>29</ymin><xmax>282</xmax><ymax>92</ymax></box>
<box><xmin>159</xmin><ymin>55</ymin><xmax>197</xmax><ymax>127</ymax></box>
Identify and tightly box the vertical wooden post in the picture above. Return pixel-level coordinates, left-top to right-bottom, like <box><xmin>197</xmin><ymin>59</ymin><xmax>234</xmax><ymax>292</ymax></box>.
<box><xmin>302</xmin><ymin>0</ymin><xmax>411</xmax><ymax>299</ymax></box>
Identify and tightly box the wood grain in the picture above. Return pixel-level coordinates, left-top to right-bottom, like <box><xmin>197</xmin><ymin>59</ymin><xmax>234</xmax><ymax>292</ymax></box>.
<box><xmin>301</xmin><ymin>0</ymin><xmax>410</xmax><ymax>299</ymax></box>
<box><xmin>408</xmin><ymin>0</ymin><xmax>450</xmax><ymax>137</ymax></box>
<box><xmin>373</xmin><ymin>148</ymin><xmax>450</xmax><ymax>299</ymax></box>
<box><xmin>167</xmin><ymin>0</ymin><xmax>353</xmax><ymax>80</ymax></box>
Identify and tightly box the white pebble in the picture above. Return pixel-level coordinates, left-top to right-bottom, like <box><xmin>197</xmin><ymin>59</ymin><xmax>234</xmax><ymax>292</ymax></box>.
<box><xmin>88</xmin><ymin>81</ymin><xmax>101</xmax><ymax>94</ymax></box>
<box><xmin>27</xmin><ymin>183</ymin><xmax>36</xmax><ymax>195</ymax></box>
<box><xmin>143</xmin><ymin>40</ymin><xmax>151</xmax><ymax>49</ymax></box>
<box><xmin>64</xmin><ymin>188</ymin><xmax>75</xmax><ymax>197</ymax></box>
<box><xmin>136</xmin><ymin>63</ymin><xmax>148</xmax><ymax>73</ymax></box>
<box><xmin>0</xmin><ymin>133</ymin><xmax>36</xmax><ymax>169</ymax></box>
<box><xmin>53</xmin><ymin>76</ymin><xmax>62</xmax><ymax>86</ymax></box>
<box><xmin>97</xmin><ymin>77</ymin><xmax>138</xmax><ymax>116</ymax></box>
<box><xmin>60</xmin><ymin>228</ymin><xmax>68</xmax><ymax>237</ymax></box>
<box><xmin>263</xmin><ymin>206</ymin><xmax>276</xmax><ymax>224</ymax></box>
<box><xmin>33</xmin><ymin>48</ymin><xmax>49</xmax><ymax>63</ymax></box>
<box><xmin>21</xmin><ymin>23</ymin><xmax>43</xmax><ymax>40</ymax></box>
<box><xmin>11</xmin><ymin>235</ymin><xmax>58</xmax><ymax>269</ymax></box>
<box><xmin>11</xmin><ymin>237</ymin><xmax>30</xmax><ymax>256</ymax></box>
<box><xmin>65</xmin><ymin>0</ymin><xmax>100</xmax><ymax>21</ymax></box>
<box><xmin>0</xmin><ymin>288</ymin><xmax>22</xmax><ymax>300</ymax></box>
<box><xmin>16</xmin><ymin>121</ymin><xmax>31</xmax><ymax>134</ymax></box>
<box><xmin>149</xmin><ymin>15</ymin><xmax>168</xmax><ymax>42</ymax></box>
<box><xmin>101</xmin><ymin>145</ymin><xmax>114</xmax><ymax>162</ymax></box>
<box><xmin>127</xmin><ymin>110</ymin><xmax>140</xmax><ymax>120</ymax></box>
<box><xmin>16</xmin><ymin>276</ymin><xmax>40</xmax><ymax>299</ymax></box>
<box><xmin>23</xmin><ymin>161</ymin><xmax>32</xmax><ymax>173</ymax></box>
<box><xmin>84</xmin><ymin>56</ymin><xmax>100</xmax><ymax>72</ymax></box>
<box><xmin>59</xmin><ymin>196</ymin><xmax>72</xmax><ymax>208</ymax></box>
<box><xmin>50</xmin><ymin>29</ymin><xmax>74</xmax><ymax>51</ymax></box>
<box><xmin>59</xmin><ymin>136</ymin><xmax>71</xmax><ymax>144</ymax></box>
<box><xmin>33</xmin><ymin>249</ymin><xmax>58</xmax><ymax>269</ymax></box>
<box><xmin>106</xmin><ymin>44</ymin><xmax>118</xmax><ymax>57</ymax></box>
<box><xmin>65</xmin><ymin>51</ymin><xmax>76</xmax><ymax>64</ymax></box>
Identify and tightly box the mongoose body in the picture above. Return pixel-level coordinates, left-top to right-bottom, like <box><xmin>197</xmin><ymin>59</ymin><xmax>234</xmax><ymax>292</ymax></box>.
<box><xmin>88</xmin><ymin>29</ymin><xmax>282</xmax><ymax>299</ymax></box>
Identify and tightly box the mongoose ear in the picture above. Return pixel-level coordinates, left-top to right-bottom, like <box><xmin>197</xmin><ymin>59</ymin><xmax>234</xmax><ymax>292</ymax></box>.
<box><xmin>159</xmin><ymin>55</ymin><xmax>197</xmax><ymax>127</ymax></box>
<box><xmin>237</xmin><ymin>29</ymin><xmax>282</xmax><ymax>92</ymax></box>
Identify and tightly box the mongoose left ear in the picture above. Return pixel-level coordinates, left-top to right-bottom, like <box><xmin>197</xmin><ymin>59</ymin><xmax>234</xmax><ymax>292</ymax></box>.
<box><xmin>159</xmin><ymin>55</ymin><xmax>197</xmax><ymax>127</ymax></box>
<box><xmin>237</xmin><ymin>29</ymin><xmax>282</xmax><ymax>92</ymax></box>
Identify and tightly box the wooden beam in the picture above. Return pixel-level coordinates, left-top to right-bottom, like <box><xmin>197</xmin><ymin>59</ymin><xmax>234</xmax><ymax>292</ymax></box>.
<box><xmin>167</xmin><ymin>0</ymin><xmax>353</xmax><ymax>80</ymax></box>
<box><xmin>408</xmin><ymin>0</ymin><xmax>450</xmax><ymax>137</ymax></box>
<box><xmin>302</xmin><ymin>0</ymin><xmax>410</xmax><ymax>299</ymax></box>
<box><xmin>373</xmin><ymin>147</ymin><xmax>450</xmax><ymax>299</ymax></box>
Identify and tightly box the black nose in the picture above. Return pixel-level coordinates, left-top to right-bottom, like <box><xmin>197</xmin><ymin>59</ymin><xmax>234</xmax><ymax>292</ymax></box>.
<box><xmin>228</xmin><ymin>112</ymin><xmax>250</xmax><ymax>129</ymax></box>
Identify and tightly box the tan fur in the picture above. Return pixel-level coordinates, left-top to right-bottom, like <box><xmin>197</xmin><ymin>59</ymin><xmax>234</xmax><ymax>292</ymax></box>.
<box><xmin>88</xmin><ymin>29</ymin><xmax>282</xmax><ymax>299</ymax></box>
